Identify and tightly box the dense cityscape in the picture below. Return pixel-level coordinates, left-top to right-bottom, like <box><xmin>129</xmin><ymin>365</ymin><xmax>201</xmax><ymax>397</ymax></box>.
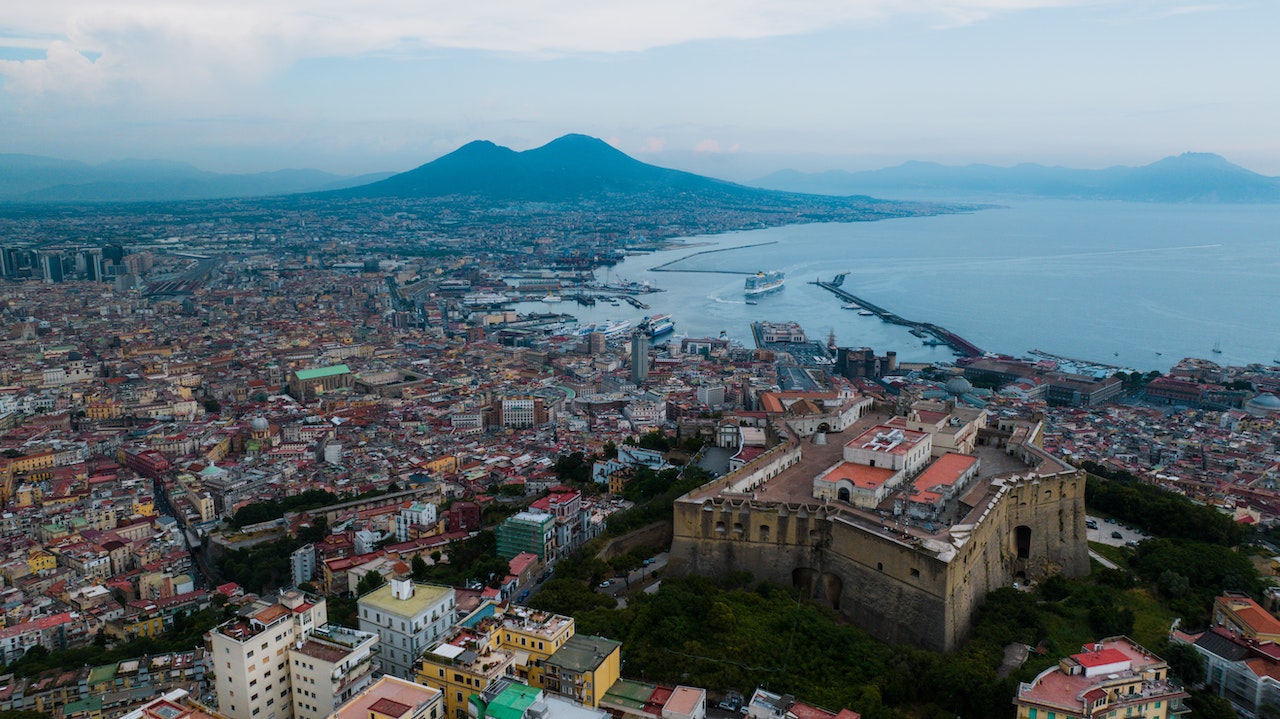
<box><xmin>0</xmin><ymin>185</ymin><xmax>1277</xmax><ymax>719</ymax></box>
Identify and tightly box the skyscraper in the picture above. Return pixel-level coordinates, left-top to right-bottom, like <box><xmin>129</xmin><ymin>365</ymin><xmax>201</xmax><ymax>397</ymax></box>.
<box><xmin>630</xmin><ymin>330</ymin><xmax>649</xmax><ymax>385</ymax></box>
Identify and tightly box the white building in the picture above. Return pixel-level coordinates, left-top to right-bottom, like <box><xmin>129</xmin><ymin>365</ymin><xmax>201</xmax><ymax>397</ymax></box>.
<box><xmin>290</xmin><ymin>624</ymin><xmax>380</xmax><ymax>719</ymax></box>
<box><xmin>291</xmin><ymin>544</ymin><xmax>316</xmax><ymax>586</ymax></box>
<box><xmin>397</xmin><ymin>502</ymin><xmax>438</xmax><ymax>542</ymax></box>
<box><xmin>208</xmin><ymin>589</ymin><xmax>377</xmax><ymax>719</ymax></box>
<box><xmin>358</xmin><ymin>577</ymin><xmax>456</xmax><ymax>680</ymax></box>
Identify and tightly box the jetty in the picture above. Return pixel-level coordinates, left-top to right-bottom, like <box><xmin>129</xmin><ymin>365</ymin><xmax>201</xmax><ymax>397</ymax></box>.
<box><xmin>649</xmin><ymin>241</ymin><xmax>778</xmax><ymax>274</ymax></box>
<box><xmin>812</xmin><ymin>279</ymin><xmax>984</xmax><ymax>358</ymax></box>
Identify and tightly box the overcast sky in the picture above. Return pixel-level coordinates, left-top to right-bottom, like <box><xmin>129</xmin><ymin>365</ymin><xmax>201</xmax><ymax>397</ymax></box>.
<box><xmin>1</xmin><ymin>0</ymin><xmax>1276</xmax><ymax>178</ymax></box>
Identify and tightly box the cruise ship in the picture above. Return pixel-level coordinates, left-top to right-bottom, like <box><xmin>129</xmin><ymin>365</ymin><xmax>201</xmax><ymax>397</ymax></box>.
<box><xmin>744</xmin><ymin>270</ymin><xmax>785</xmax><ymax>296</ymax></box>
<box><xmin>640</xmin><ymin>314</ymin><xmax>675</xmax><ymax>337</ymax></box>
<box><xmin>598</xmin><ymin>319</ymin><xmax>632</xmax><ymax>339</ymax></box>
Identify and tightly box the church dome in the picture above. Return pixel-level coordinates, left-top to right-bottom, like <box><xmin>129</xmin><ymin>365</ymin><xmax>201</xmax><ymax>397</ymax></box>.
<box><xmin>945</xmin><ymin>377</ymin><xmax>973</xmax><ymax>397</ymax></box>
<box><xmin>251</xmin><ymin>417</ymin><xmax>270</xmax><ymax>431</ymax></box>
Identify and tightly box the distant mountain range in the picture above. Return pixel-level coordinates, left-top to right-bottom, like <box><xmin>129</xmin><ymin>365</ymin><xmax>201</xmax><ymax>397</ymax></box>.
<box><xmin>753</xmin><ymin>153</ymin><xmax>1280</xmax><ymax>203</ymax></box>
<box><xmin>330</xmin><ymin>133</ymin><xmax>772</xmax><ymax>202</ymax></box>
<box><xmin>0</xmin><ymin>154</ymin><xmax>392</xmax><ymax>202</ymax></box>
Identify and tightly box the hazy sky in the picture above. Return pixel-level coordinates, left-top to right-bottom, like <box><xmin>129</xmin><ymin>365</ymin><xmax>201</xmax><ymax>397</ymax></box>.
<box><xmin>1</xmin><ymin>0</ymin><xmax>1277</xmax><ymax>178</ymax></box>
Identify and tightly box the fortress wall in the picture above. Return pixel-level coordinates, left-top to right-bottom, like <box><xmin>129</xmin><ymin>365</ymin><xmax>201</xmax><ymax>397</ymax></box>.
<box><xmin>671</xmin><ymin>467</ymin><xmax>1089</xmax><ymax>652</ymax></box>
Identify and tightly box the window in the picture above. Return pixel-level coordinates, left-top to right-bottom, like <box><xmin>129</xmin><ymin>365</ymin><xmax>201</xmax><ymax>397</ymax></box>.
<box><xmin>252</xmin><ymin>710</ymin><xmax>260</xmax><ymax>717</ymax></box>
<box><xmin>248</xmin><ymin>650</ymin><xmax>256</xmax><ymax>658</ymax></box>
<box><xmin>909</xmin><ymin>568</ymin><xmax>920</xmax><ymax>578</ymax></box>
<box><xmin>1029</xmin><ymin>710</ymin><xmax>1037</xmax><ymax>719</ymax></box>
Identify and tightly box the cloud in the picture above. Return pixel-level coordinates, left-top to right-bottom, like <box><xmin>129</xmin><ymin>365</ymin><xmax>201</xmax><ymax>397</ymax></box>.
<box><xmin>694</xmin><ymin>139</ymin><xmax>722</xmax><ymax>153</ymax></box>
<box><xmin>0</xmin><ymin>1</ymin><xmax>1107</xmax><ymax>105</ymax></box>
<box><xmin>643</xmin><ymin>137</ymin><xmax>667</xmax><ymax>153</ymax></box>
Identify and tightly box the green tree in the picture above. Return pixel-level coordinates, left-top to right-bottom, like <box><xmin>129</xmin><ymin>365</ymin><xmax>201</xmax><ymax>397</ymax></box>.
<box><xmin>1187</xmin><ymin>692</ymin><xmax>1238</xmax><ymax>719</ymax></box>
<box><xmin>411</xmin><ymin>554</ymin><xmax>430</xmax><ymax>581</ymax></box>
<box><xmin>1164</xmin><ymin>642</ymin><xmax>1206</xmax><ymax>686</ymax></box>
<box><xmin>355</xmin><ymin>571</ymin><xmax>385</xmax><ymax>596</ymax></box>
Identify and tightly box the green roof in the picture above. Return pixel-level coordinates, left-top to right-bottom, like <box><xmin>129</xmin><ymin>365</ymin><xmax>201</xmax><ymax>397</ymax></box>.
<box><xmin>295</xmin><ymin>364</ymin><xmax>351</xmax><ymax>381</ymax></box>
<box><xmin>486</xmin><ymin>682</ymin><xmax>543</xmax><ymax>719</ymax></box>
<box><xmin>546</xmin><ymin>634</ymin><xmax>621</xmax><ymax>673</ymax></box>
<box><xmin>87</xmin><ymin>664</ymin><xmax>117</xmax><ymax>684</ymax></box>
<box><xmin>602</xmin><ymin>679</ymin><xmax>656</xmax><ymax>709</ymax></box>
<box><xmin>64</xmin><ymin>696</ymin><xmax>103</xmax><ymax>715</ymax></box>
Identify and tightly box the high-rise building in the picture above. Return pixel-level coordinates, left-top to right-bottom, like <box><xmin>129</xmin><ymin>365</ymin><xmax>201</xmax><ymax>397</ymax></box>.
<box><xmin>630</xmin><ymin>331</ymin><xmax>649</xmax><ymax>385</ymax></box>
<box><xmin>40</xmin><ymin>252</ymin><xmax>65</xmax><ymax>283</ymax></box>
<box><xmin>207</xmin><ymin>589</ymin><xmax>379</xmax><ymax>719</ymax></box>
<box><xmin>357</xmin><ymin>578</ymin><xmax>456</xmax><ymax>680</ymax></box>
<box><xmin>291</xmin><ymin>544</ymin><xmax>316</xmax><ymax>585</ymax></box>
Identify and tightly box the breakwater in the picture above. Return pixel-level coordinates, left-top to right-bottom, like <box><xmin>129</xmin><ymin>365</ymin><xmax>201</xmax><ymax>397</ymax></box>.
<box><xmin>812</xmin><ymin>280</ymin><xmax>984</xmax><ymax>358</ymax></box>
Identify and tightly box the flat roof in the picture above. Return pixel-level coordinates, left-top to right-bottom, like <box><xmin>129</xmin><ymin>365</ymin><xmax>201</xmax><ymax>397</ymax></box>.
<box><xmin>847</xmin><ymin>425</ymin><xmax>929</xmax><ymax>456</ymax></box>
<box><xmin>546</xmin><ymin>634</ymin><xmax>621</xmax><ymax>673</ymax></box>
<box><xmin>332</xmin><ymin>676</ymin><xmax>441</xmax><ymax>719</ymax></box>
<box><xmin>359</xmin><ymin>582</ymin><xmax>453</xmax><ymax>619</ymax></box>
<box><xmin>665</xmin><ymin>686</ymin><xmax>705</xmax><ymax>716</ymax></box>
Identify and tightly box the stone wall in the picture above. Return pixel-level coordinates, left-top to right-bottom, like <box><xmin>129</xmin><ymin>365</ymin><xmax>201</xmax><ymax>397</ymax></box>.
<box><xmin>669</xmin><ymin>465</ymin><xmax>1088</xmax><ymax>652</ymax></box>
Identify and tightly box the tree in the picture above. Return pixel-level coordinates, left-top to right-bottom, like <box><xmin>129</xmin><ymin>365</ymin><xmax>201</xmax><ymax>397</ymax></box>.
<box><xmin>1164</xmin><ymin>642</ymin><xmax>1206</xmax><ymax>686</ymax></box>
<box><xmin>411</xmin><ymin>554</ymin><xmax>430</xmax><ymax>581</ymax></box>
<box><xmin>355</xmin><ymin>571</ymin><xmax>385</xmax><ymax>596</ymax></box>
<box><xmin>1158</xmin><ymin>569</ymin><xmax>1190</xmax><ymax>598</ymax></box>
<box><xmin>1187</xmin><ymin>692</ymin><xmax>1238</xmax><ymax>719</ymax></box>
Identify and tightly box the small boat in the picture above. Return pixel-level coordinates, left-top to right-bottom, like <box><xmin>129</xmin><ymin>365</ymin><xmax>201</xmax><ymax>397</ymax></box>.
<box><xmin>1212</xmin><ymin>339</ymin><xmax>1223</xmax><ymax>354</ymax></box>
<box><xmin>842</xmin><ymin>303</ymin><xmax>861</xmax><ymax>310</ymax></box>
<box><xmin>858</xmin><ymin>310</ymin><xmax>873</xmax><ymax>316</ymax></box>
<box><xmin>745</xmin><ymin>300</ymin><xmax>758</xmax><ymax>305</ymax></box>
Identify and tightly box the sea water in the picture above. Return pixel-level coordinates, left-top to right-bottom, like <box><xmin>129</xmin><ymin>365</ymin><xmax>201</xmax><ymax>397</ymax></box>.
<box><xmin>514</xmin><ymin>199</ymin><xmax>1280</xmax><ymax>371</ymax></box>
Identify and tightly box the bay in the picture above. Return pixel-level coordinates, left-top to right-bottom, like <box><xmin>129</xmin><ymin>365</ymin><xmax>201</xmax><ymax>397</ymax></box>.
<box><xmin>516</xmin><ymin>199</ymin><xmax>1280</xmax><ymax>372</ymax></box>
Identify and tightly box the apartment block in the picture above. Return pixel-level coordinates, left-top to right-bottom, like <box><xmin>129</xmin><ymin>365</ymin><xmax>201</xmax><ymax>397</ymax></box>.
<box><xmin>358</xmin><ymin>577</ymin><xmax>456</xmax><ymax>680</ymax></box>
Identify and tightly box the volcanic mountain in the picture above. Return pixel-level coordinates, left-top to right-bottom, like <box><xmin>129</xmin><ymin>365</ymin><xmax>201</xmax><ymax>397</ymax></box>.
<box><xmin>334</xmin><ymin>134</ymin><xmax>773</xmax><ymax>202</ymax></box>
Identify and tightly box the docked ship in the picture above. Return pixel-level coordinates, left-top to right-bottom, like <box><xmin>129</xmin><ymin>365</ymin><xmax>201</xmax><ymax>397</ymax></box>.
<box><xmin>640</xmin><ymin>314</ymin><xmax>675</xmax><ymax>337</ymax></box>
<box><xmin>744</xmin><ymin>270</ymin><xmax>785</xmax><ymax>296</ymax></box>
<box><xmin>598</xmin><ymin>319</ymin><xmax>633</xmax><ymax>338</ymax></box>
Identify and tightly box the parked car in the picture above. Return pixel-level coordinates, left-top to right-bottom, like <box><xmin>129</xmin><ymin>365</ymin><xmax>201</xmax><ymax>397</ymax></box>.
<box><xmin>1085</xmin><ymin>520</ymin><xmax>1098</xmax><ymax>529</ymax></box>
<box><xmin>1111</xmin><ymin>531</ymin><xmax>1123</xmax><ymax>539</ymax></box>
<box><xmin>598</xmin><ymin>579</ymin><xmax>612</xmax><ymax>588</ymax></box>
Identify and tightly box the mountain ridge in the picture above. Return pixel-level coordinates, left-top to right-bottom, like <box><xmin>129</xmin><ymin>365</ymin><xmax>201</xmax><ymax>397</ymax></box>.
<box><xmin>0</xmin><ymin>154</ymin><xmax>394</xmax><ymax>202</ymax></box>
<box><xmin>752</xmin><ymin>152</ymin><xmax>1280</xmax><ymax>203</ymax></box>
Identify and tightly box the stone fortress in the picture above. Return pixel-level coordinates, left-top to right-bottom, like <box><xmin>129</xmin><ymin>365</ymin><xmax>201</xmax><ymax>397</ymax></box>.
<box><xmin>669</xmin><ymin>387</ymin><xmax>1089</xmax><ymax>652</ymax></box>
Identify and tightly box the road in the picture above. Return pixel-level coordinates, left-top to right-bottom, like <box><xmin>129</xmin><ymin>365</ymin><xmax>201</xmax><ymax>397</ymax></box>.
<box><xmin>596</xmin><ymin>552</ymin><xmax>669</xmax><ymax>608</ymax></box>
